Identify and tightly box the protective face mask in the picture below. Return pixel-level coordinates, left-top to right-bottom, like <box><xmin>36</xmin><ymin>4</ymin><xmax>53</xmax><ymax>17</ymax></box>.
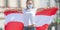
<box><xmin>28</xmin><ymin>4</ymin><xmax>33</xmax><ymax>9</ymax></box>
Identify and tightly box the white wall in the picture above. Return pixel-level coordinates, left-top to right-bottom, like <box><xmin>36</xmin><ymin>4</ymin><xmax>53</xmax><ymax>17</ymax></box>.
<box><xmin>0</xmin><ymin>0</ymin><xmax>4</xmax><ymax>7</ymax></box>
<box><xmin>50</xmin><ymin>0</ymin><xmax>56</xmax><ymax>7</ymax></box>
<box><xmin>33</xmin><ymin>0</ymin><xmax>40</xmax><ymax>8</ymax></box>
<box><xmin>20</xmin><ymin>0</ymin><xmax>27</xmax><ymax>8</ymax></box>
<box><xmin>0</xmin><ymin>8</ymin><xmax>5</xmax><ymax>30</ymax></box>
<box><xmin>8</xmin><ymin>0</ymin><xmax>18</xmax><ymax>8</ymax></box>
<box><xmin>0</xmin><ymin>20</ymin><xmax>5</xmax><ymax>30</ymax></box>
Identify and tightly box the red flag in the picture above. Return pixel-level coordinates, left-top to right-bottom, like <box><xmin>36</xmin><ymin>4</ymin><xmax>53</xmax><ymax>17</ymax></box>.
<box><xmin>5</xmin><ymin>22</ymin><xmax>24</xmax><ymax>30</ymax></box>
<box><xmin>35</xmin><ymin>7</ymin><xmax>58</xmax><ymax>30</ymax></box>
<box><xmin>4</xmin><ymin>9</ymin><xmax>22</xmax><ymax>16</ymax></box>
<box><xmin>4</xmin><ymin>9</ymin><xmax>24</xmax><ymax>30</ymax></box>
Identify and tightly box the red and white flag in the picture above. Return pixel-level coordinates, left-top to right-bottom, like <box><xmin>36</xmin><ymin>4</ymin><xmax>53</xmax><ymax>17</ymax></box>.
<box><xmin>4</xmin><ymin>7</ymin><xmax>58</xmax><ymax>30</ymax></box>
<box><xmin>4</xmin><ymin>9</ymin><xmax>24</xmax><ymax>30</ymax></box>
<box><xmin>35</xmin><ymin>7</ymin><xmax>58</xmax><ymax>30</ymax></box>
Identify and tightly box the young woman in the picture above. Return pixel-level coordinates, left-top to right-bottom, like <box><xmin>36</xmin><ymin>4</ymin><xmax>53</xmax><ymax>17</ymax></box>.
<box><xmin>23</xmin><ymin>0</ymin><xmax>37</xmax><ymax>30</ymax></box>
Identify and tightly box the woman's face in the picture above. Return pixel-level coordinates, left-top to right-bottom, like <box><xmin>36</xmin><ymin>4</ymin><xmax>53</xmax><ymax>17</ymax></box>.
<box><xmin>26</xmin><ymin>1</ymin><xmax>33</xmax><ymax>9</ymax></box>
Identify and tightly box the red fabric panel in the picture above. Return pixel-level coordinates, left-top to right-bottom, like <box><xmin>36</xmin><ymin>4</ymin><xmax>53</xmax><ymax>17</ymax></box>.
<box><xmin>36</xmin><ymin>24</ymin><xmax>49</xmax><ymax>30</ymax></box>
<box><xmin>36</xmin><ymin>7</ymin><xmax>58</xmax><ymax>16</ymax></box>
<box><xmin>4</xmin><ymin>9</ymin><xmax>22</xmax><ymax>16</ymax></box>
<box><xmin>5</xmin><ymin>21</ymin><xmax>24</xmax><ymax>30</ymax></box>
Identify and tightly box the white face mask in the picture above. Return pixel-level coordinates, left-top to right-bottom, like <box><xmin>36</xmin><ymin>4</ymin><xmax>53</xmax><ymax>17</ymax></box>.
<box><xmin>28</xmin><ymin>4</ymin><xmax>33</xmax><ymax>9</ymax></box>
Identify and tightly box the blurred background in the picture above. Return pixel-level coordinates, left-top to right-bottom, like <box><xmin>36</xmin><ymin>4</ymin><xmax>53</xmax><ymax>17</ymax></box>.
<box><xmin>0</xmin><ymin>0</ymin><xmax>60</xmax><ymax>30</ymax></box>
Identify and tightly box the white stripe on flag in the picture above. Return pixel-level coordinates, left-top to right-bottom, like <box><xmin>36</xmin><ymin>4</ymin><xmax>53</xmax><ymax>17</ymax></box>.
<box><xmin>35</xmin><ymin>8</ymin><xmax>58</xmax><ymax>30</ymax></box>
<box><xmin>5</xmin><ymin>13</ymin><xmax>24</xmax><ymax>25</ymax></box>
<box><xmin>35</xmin><ymin>15</ymin><xmax>54</xmax><ymax>27</ymax></box>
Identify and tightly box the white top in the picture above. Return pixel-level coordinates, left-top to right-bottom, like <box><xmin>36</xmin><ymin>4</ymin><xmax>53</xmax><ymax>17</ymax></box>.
<box><xmin>23</xmin><ymin>8</ymin><xmax>37</xmax><ymax>26</ymax></box>
<box><xmin>23</xmin><ymin>8</ymin><xmax>37</xmax><ymax>16</ymax></box>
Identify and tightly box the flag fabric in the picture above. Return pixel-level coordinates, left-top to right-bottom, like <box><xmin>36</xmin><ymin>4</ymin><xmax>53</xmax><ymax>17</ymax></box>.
<box><xmin>4</xmin><ymin>7</ymin><xmax>58</xmax><ymax>30</ymax></box>
<box><xmin>4</xmin><ymin>9</ymin><xmax>22</xmax><ymax>16</ymax></box>
<box><xmin>35</xmin><ymin>7</ymin><xmax>58</xmax><ymax>30</ymax></box>
<box><xmin>4</xmin><ymin>9</ymin><xmax>24</xmax><ymax>30</ymax></box>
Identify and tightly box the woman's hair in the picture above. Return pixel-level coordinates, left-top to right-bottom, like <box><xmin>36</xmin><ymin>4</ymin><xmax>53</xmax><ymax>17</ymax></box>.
<box><xmin>26</xmin><ymin>0</ymin><xmax>33</xmax><ymax>8</ymax></box>
<box><xmin>26</xmin><ymin>0</ymin><xmax>29</xmax><ymax>4</ymax></box>
<box><xmin>26</xmin><ymin>0</ymin><xmax>32</xmax><ymax>4</ymax></box>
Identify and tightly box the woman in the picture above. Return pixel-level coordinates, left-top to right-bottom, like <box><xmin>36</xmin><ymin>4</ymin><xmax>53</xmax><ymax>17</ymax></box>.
<box><xmin>23</xmin><ymin>0</ymin><xmax>37</xmax><ymax>30</ymax></box>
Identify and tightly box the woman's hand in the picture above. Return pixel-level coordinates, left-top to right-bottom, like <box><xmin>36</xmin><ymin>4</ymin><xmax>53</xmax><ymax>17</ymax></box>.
<box><xmin>28</xmin><ymin>24</ymin><xmax>35</xmax><ymax>28</ymax></box>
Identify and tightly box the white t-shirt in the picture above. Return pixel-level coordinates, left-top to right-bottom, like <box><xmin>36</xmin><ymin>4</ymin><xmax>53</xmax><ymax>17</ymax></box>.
<box><xmin>23</xmin><ymin>8</ymin><xmax>37</xmax><ymax>16</ymax></box>
<box><xmin>23</xmin><ymin>8</ymin><xmax>37</xmax><ymax>26</ymax></box>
